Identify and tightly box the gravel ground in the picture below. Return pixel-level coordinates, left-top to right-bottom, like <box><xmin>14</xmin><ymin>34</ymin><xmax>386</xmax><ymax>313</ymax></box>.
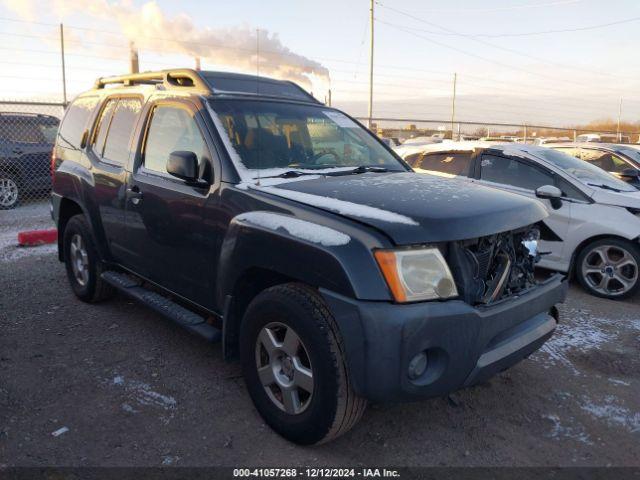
<box><xmin>1</xmin><ymin>202</ymin><xmax>639</xmax><ymax>467</ymax></box>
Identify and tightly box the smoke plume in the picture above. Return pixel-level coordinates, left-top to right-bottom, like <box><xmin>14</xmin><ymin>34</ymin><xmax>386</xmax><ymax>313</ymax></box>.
<box><xmin>3</xmin><ymin>0</ymin><xmax>330</xmax><ymax>88</ymax></box>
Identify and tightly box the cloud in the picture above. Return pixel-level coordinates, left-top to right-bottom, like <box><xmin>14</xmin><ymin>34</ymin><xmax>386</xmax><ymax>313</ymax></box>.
<box><xmin>3</xmin><ymin>0</ymin><xmax>330</xmax><ymax>88</ymax></box>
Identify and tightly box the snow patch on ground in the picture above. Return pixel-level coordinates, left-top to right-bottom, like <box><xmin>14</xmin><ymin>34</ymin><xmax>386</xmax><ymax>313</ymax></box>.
<box><xmin>0</xmin><ymin>235</ymin><xmax>57</xmax><ymax>262</ymax></box>
<box><xmin>534</xmin><ymin>307</ymin><xmax>614</xmax><ymax>375</ymax></box>
<box><xmin>544</xmin><ymin>414</ymin><xmax>592</xmax><ymax>445</ymax></box>
<box><xmin>580</xmin><ymin>395</ymin><xmax>640</xmax><ymax>433</ymax></box>
<box><xmin>110</xmin><ymin>375</ymin><xmax>176</xmax><ymax>411</ymax></box>
<box><xmin>255</xmin><ymin>187</ymin><xmax>419</xmax><ymax>225</ymax></box>
<box><xmin>236</xmin><ymin>212</ymin><xmax>350</xmax><ymax>246</ymax></box>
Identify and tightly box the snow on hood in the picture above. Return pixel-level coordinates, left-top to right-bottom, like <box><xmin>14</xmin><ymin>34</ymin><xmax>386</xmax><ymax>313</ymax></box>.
<box><xmin>235</xmin><ymin>212</ymin><xmax>350</xmax><ymax>246</ymax></box>
<box><xmin>253</xmin><ymin>171</ymin><xmax>548</xmax><ymax>245</ymax></box>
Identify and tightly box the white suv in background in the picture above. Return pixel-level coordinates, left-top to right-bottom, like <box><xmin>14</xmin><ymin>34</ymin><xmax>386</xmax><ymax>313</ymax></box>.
<box><xmin>399</xmin><ymin>142</ymin><xmax>640</xmax><ymax>299</ymax></box>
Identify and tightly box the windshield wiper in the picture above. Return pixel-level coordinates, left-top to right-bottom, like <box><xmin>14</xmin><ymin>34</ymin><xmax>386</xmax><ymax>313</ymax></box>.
<box><xmin>327</xmin><ymin>165</ymin><xmax>391</xmax><ymax>176</ymax></box>
<box><xmin>586</xmin><ymin>182</ymin><xmax>624</xmax><ymax>192</ymax></box>
<box><xmin>260</xmin><ymin>170</ymin><xmax>324</xmax><ymax>179</ymax></box>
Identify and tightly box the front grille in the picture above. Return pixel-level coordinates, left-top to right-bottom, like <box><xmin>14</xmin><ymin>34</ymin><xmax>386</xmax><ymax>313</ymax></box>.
<box><xmin>448</xmin><ymin>226</ymin><xmax>539</xmax><ymax>305</ymax></box>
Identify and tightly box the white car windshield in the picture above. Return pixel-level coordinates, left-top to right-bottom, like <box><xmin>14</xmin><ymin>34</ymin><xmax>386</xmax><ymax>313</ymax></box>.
<box><xmin>531</xmin><ymin>148</ymin><xmax>636</xmax><ymax>192</ymax></box>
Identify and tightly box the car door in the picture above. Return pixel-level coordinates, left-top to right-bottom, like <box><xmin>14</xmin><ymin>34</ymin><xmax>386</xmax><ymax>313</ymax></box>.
<box><xmin>474</xmin><ymin>153</ymin><xmax>571</xmax><ymax>266</ymax></box>
<box><xmin>124</xmin><ymin>99</ymin><xmax>216</xmax><ymax>303</ymax></box>
<box><xmin>85</xmin><ymin>96</ymin><xmax>143</xmax><ymax>263</ymax></box>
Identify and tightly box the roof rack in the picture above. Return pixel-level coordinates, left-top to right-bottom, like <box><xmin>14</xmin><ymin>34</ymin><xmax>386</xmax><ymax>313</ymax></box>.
<box><xmin>94</xmin><ymin>69</ymin><xmax>212</xmax><ymax>94</ymax></box>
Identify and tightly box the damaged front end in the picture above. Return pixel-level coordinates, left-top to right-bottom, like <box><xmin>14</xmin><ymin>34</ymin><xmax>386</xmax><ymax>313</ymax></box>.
<box><xmin>448</xmin><ymin>226</ymin><xmax>542</xmax><ymax>305</ymax></box>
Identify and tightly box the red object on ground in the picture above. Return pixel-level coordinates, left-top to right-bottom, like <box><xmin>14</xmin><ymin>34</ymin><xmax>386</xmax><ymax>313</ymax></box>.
<box><xmin>17</xmin><ymin>229</ymin><xmax>58</xmax><ymax>247</ymax></box>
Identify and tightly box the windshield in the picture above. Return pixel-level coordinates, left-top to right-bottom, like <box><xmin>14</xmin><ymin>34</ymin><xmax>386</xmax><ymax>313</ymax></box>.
<box><xmin>530</xmin><ymin>147</ymin><xmax>635</xmax><ymax>192</ymax></box>
<box><xmin>209</xmin><ymin>100</ymin><xmax>406</xmax><ymax>178</ymax></box>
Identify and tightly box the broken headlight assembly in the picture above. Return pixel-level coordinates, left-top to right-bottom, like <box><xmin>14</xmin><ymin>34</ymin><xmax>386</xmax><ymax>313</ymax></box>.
<box><xmin>374</xmin><ymin>247</ymin><xmax>458</xmax><ymax>302</ymax></box>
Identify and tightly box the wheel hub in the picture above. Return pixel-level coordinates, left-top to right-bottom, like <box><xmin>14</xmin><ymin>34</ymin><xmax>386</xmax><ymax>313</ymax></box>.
<box><xmin>69</xmin><ymin>234</ymin><xmax>89</xmax><ymax>286</ymax></box>
<box><xmin>255</xmin><ymin>322</ymin><xmax>314</xmax><ymax>415</ymax></box>
<box><xmin>280</xmin><ymin>355</ymin><xmax>294</xmax><ymax>379</ymax></box>
<box><xmin>582</xmin><ymin>244</ymin><xmax>638</xmax><ymax>296</ymax></box>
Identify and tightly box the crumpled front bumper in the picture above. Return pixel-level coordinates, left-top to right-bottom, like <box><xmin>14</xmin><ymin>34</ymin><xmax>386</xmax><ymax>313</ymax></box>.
<box><xmin>321</xmin><ymin>274</ymin><xmax>567</xmax><ymax>402</ymax></box>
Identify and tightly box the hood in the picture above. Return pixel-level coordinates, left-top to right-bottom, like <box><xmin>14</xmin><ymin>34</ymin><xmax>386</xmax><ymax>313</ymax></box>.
<box><xmin>258</xmin><ymin>172</ymin><xmax>547</xmax><ymax>245</ymax></box>
<box><xmin>589</xmin><ymin>187</ymin><xmax>640</xmax><ymax>209</ymax></box>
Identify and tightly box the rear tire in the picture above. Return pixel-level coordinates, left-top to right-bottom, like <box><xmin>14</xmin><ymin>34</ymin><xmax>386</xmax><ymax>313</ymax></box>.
<box><xmin>575</xmin><ymin>238</ymin><xmax>640</xmax><ymax>299</ymax></box>
<box><xmin>63</xmin><ymin>214</ymin><xmax>115</xmax><ymax>303</ymax></box>
<box><xmin>240</xmin><ymin>283</ymin><xmax>367</xmax><ymax>445</ymax></box>
<box><xmin>0</xmin><ymin>172</ymin><xmax>20</xmax><ymax>210</ymax></box>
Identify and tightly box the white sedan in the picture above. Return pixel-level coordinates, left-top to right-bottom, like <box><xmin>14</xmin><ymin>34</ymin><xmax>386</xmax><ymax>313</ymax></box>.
<box><xmin>398</xmin><ymin>142</ymin><xmax>640</xmax><ymax>299</ymax></box>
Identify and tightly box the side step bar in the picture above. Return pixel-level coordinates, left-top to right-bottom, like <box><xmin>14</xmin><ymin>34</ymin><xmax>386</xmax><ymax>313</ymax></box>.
<box><xmin>101</xmin><ymin>271</ymin><xmax>221</xmax><ymax>342</ymax></box>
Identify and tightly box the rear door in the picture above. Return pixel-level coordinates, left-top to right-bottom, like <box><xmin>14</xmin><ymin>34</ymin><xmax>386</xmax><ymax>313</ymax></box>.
<box><xmin>124</xmin><ymin>98</ymin><xmax>216</xmax><ymax>303</ymax></box>
<box><xmin>85</xmin><ymin>96</ymin><xmax>143</xmax><ymax>263</ymax></box>
<box><xmin>475</xmin><ymin>153</ymin><xmax>571</xmax><ymax>265</ymax></box>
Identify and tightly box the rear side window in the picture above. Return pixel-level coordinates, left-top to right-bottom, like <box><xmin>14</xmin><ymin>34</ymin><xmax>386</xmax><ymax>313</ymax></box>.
<box><xmin>58</xmin><ymin>96</ymin><xmax>98</xmax><ymax>150</ymax></box>
<box><xmin>143</xmin><ymin>105</ymin><xmax>208</xmax><ymax>175</ymax></box>
<box><xmin>92</xmin><ymin>99</ymin><xmax>117</xmax><ymax>155</ymax></box>
<box><xmin>102</xmin><ymin>98</ymin><xmax>142</xmax><ymax>164</ymax></box>
<box><xmin>416</xmin><ymin>152</ymin><xmax>472</xmax><ymax>176</ymax></box>
<box><xmin>480</xmin><ymin>155</ymin><xmax>553</xmax><ymax>191</ymax></box>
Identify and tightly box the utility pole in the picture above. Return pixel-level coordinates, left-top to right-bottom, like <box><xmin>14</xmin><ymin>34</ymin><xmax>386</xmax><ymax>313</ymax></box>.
<box><xmin>327</xmin><ymin>89</ymin><xmax>332</xmax><ymax>107</ymax></box>
<box><xmin>617</xmin><ymin>97</ymin><xmax>623</xmax><ymax>142</ymax></box>
<box><xmin>367</xmin><ymin>0</ymin><xmax>374</xmax><ymax>129</ymax></box>
<box><xmin>59</xmin><ymin>23</ymin><xmax>67</xmax><ymax>106</ymax></box>
<box><xmin>450</xmin><ymin>72</ymin><xmax>457</xmax><ymax>140</ymax></box>
<box><xmin>194</xmin><ymin>57</ymin><xmax>201</xmax><ymax>71</ymax></box>
<box><xmin>129</xmin><ymin>41</ymin><xmax>139</xmax><ymax>74</ymax></box>
<box><xmin>523</xmin><ymin>123</ymin><xmax>528</xmax><ymax>143</ymax></box>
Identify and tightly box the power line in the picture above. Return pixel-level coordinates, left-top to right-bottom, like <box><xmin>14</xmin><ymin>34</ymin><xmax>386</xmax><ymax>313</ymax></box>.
<box><xmin>389</xmin><ymin>0</ymin><xmax>582</xmax><ymax>14</ymax></box>
<box><xmin>375</xmin><ymin>3</ymin><xmax>639</xmax><ymax>83</ymax></box>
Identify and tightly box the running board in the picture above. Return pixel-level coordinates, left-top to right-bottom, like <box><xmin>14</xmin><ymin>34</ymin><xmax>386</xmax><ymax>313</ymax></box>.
<box><xmin>101</xmin><ymin>271</ymin><xmax>221</xmax><ymax>342</ymax></box>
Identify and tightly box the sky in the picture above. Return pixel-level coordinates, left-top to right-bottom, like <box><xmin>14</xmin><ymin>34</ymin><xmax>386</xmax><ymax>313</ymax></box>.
<box><xmin>1</xmin><ymin>0</ymin><xmax>639</xmax><ymax>129</ymax></box>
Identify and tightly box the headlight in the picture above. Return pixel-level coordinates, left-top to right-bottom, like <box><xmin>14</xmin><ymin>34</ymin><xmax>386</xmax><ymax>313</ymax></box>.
<box><xmin>374</xmin><ymin>247</ymin><xmax>458</xmax><ymax>302</ymax></box>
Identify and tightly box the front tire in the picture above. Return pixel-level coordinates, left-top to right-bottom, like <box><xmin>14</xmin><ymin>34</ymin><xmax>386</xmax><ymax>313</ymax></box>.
<box><xmin>240</xmin><ymin>283</ymin><xmax>366</xmax><ymax>445</ymax></box>
<box><xmin>63</xmin><ymin>215</ymin><xmax>115</xmax><ymax>303</ymax></box>
<box><xmin>575</xmin><ymin>238</ymin><xmax>640</xmax><ymax>299</ymax></box>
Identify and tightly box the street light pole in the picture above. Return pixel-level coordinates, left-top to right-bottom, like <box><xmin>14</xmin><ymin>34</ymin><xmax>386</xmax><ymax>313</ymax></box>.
<box><xmin>59</xmin><ymin>23</ymin><xmax>67</xmax><ymax>106</ymax></box>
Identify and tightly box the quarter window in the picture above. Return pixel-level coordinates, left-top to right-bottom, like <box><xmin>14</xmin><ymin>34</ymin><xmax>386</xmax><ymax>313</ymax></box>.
<box><xmin>58</xmin><ymin>96</ymin><xmax>98</xmax><ymax>150</ymax></box>
<box><xmin>480</xmin><ymin>155</ymin><xmax>554</xmax><ymax>191</ymax></box>
<box><xmin>143</xmin><ymin>105</ymin><xmax>208</xmax><ymax>175</ymax></box>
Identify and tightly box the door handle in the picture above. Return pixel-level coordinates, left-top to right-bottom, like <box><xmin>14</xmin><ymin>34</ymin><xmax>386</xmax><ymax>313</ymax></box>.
<box><xmin>127</xmin><ymin>186</ymin><xmax>143</xmax><ymax>204</ymax></box>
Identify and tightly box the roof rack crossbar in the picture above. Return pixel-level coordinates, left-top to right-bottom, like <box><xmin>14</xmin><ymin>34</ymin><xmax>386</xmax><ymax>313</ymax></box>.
<box><xmin>94</xmin><ymin>69</ymin><xmax>212</xmax><ymax>94</ymax></box>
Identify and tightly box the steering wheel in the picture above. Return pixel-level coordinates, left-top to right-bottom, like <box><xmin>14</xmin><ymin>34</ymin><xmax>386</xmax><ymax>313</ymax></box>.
<box><xmin>311</xmin><ymin>151</ymin><xmax>339</xmax><ymax>165</ymax></box>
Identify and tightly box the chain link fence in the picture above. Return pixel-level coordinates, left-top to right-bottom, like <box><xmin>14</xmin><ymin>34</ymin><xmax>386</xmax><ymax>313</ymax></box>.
<box><xmin>0</xmin><ymin>100</ymin><xmax>64</xmax><ymax>255</ymax></box>
<box><xmin>361</xmin><ymin>117</ymin><xmax>640</xmax><ymax>145</ymax></box>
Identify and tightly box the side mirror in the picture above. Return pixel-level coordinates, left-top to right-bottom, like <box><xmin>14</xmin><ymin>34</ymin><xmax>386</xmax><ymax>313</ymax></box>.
<box><xmin>535</xmin><ymin>184</ymin><xmax>563</xmax><ymax>210</ymax></box>
<box><xmin>619</xmin><ymin>168</ymin><xmax>640</xmax><ymax>180</ymax></box>
<box><xmin>167</xmin><ymin>151</ymin><xmax>198</xmax><ymax>182</ymax></box>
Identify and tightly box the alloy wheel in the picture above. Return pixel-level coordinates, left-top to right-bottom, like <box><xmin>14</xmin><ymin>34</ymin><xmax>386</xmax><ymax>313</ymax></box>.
<box><xmin>69</xmin><ymin>234</ymin><xmax>90</xmax><ymax>286</ymax></box>
<box><xmin>581</xmin><ymin>244</ymin><xmax>638</xmax><ymax>297</ymax></box>
<box><xmin>255</xmin><ymin>322</ymin><xmax>314</xmax><ymax>415</ymax></box>
<box><xmin>0</xmin><ymin>177</ymin><xmax>19</xmax><ymax>208</ymax></box>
